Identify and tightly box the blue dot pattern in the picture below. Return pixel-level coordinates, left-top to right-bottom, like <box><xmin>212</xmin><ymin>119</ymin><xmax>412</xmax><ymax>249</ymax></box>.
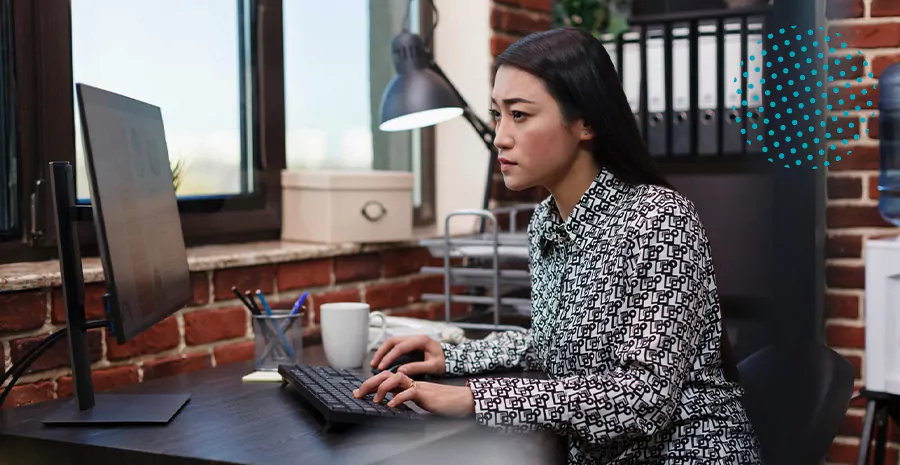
<box><xmin>736</xmin><ymin>26</ymin><xmax>878</xmax><ymax>169</ymax></box>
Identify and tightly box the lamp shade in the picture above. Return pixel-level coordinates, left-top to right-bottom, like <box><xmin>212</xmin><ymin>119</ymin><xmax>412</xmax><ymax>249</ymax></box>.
<box><xmin>378</xmin><ymin>32</ymin><xmax>463</xmax><ymax>132</ymax></box>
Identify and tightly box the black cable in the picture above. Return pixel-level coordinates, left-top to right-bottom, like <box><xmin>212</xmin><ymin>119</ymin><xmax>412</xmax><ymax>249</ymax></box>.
<box><xmin>0</xmin><ymin>320</ymin><xmax>108</xmax><ymax>408</ymax></box>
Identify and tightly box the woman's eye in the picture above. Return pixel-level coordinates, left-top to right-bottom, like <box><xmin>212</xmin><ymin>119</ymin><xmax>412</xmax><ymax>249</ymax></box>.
<box><xmin>511</xmin><ymin>111</ymin><xmax>525</xmax><ymax>121</ymax></box>
<box><xmin>489</xmin><ymin>109</ymin><xmax>500</xmax><ymax>120</ymax></box>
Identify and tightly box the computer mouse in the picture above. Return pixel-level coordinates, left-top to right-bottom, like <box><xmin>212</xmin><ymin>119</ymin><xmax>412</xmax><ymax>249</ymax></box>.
<box><xmin>371</xmin><ymin>350</ymin><xmax>426</xmax><ymax>377</ymax></box>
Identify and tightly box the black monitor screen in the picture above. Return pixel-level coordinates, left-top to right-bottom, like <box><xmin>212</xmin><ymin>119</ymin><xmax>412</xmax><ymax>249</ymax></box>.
<box><xmin>76</xmin><ymin>83</ymin><xmax>192</xmax><ymax>343</ymax></box>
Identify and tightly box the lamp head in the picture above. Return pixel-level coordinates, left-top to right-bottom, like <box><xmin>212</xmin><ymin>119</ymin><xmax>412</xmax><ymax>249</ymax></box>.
<box><xmin>378</xmin><ymin>31</ymin><xmax>463</xmax><ymax>132</ymax></box>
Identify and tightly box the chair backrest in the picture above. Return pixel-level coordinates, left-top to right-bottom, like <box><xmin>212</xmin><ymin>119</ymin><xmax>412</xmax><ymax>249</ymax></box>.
<box><xmin>736</xmin><ymin>341</ymin><xmax>855</xmax><ymax>465</ymax></box>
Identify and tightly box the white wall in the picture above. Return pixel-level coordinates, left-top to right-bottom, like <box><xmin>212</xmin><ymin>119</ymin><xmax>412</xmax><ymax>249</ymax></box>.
<box><xmin>431</xmin><ymin>0</ymin><xmax>492</xmax><ymax>236</ymax></box>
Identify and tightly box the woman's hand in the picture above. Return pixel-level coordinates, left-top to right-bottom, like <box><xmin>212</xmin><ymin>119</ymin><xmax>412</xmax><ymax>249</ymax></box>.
<box><xmin>370</xmin><ymin>335</ymin><xmax>446</xmax><ymax>377</ymax></box>
<box><xmin>353</xmin><ymin>371</ymin><xmax>475</xmax><ymax>418</ymax></box>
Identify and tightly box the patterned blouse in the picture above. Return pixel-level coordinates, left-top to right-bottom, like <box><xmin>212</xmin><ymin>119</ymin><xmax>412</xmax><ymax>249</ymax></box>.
<box><xmin>441</xmin><ymin>167</ymin><xmax>763</xmax><ymax>464</ymax></box>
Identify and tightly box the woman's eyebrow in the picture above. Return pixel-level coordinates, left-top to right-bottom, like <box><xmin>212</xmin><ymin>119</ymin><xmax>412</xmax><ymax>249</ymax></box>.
<box><xmin>491</xmin><ymin>97</ymin><xmax>536</xmax><ymax>106</ymax></box>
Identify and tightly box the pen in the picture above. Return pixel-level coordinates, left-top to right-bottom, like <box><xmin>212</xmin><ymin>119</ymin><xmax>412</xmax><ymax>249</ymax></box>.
<box><xmin>256</xmin><ymin>290</ymin><xmax>296</xmax><ymax>359</ymax></box>
<box><xmin>232</xmin><ymin>286</ymin><xmax>258</xmax><ymax>315</ymax></box>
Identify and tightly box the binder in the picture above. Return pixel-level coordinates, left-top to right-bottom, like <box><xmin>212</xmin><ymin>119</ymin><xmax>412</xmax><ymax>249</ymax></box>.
<box><xmin>697</xmin><ymin>26</ymin><xmax>720</xmax><ymax>156</ymax></box>
<box><xmin>723</xmin><ymin>28</ymin><xmax>744</xmax><ymax>154</ymax></box>
<box><xmin>745</xmin><ymin>30</ymin><xmax>765</xmax><ymax>152</ymax></box>
<box><xmin>671</xmin><ymin>28</ymin><xmax>691</xmax><ymax>156</ymax></box>
<box><xmin>645</xmin><ymin>35</ymin><xmax>667</xmax><ymax>156</ymax></box>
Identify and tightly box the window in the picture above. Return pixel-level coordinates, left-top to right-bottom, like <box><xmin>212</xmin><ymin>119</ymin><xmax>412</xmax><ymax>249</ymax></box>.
<box><xmin>71</xmin><ymin>0</ymin><xmax>247</xmax><ymax>201</ymax></box>
<box><xmin>283</xmin><ymin>0</ymin><xmax>435</xmax><ymax>225</ymax></box>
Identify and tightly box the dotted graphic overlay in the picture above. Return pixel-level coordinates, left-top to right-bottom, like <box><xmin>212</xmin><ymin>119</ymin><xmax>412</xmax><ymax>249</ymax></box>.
<box><xmin>734</xmin><ymin>26</ymin><xmax>877</xmax><ymax>169</ymax></box>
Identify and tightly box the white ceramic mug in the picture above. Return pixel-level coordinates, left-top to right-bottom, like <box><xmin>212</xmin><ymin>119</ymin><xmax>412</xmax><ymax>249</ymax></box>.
<box><xmin>319</xmin><ymin>302</ymin><xmax>387</xmax><ymax>369</ymax></box>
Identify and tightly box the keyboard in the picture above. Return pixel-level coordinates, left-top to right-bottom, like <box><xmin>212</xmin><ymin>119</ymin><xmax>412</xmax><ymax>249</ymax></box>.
<box><xmin>278</xmin><ymin>364</ymin><xmax>425</xmax><ymax>427</ymax></box>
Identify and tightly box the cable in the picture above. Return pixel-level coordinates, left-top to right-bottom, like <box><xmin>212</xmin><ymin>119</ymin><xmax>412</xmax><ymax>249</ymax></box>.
<box><xmin>0</xmin><ymin>320</ymin><xmax>108</xmax><ymax>408</ymax></box>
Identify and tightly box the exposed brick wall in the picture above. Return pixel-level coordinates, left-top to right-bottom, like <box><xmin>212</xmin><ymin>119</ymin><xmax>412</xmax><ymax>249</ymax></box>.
<box><xmin>489</xmin><ymin>0</ymin><xmax>553</xmax><ymax>221</ymax></box>
<box><xmin>826</xmin><ymin>0</ymin><xmax>900</xmax><ymax>462</ymax></box>
<box><xmin>0</xmin><ymin>247</ymin><xmax>462</xmax><ymax>410</ymax></box>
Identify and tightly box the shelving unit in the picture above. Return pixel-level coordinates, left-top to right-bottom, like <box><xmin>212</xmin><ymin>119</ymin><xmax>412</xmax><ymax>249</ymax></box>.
<box><xmin>418</xmin><ymin>204</ymin><xmax>537</xmax><ymax>333</ymax></box>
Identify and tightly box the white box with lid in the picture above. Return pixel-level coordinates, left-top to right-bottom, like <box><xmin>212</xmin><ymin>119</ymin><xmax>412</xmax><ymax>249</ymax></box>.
<box><xmin>281</xmin><ymin>169</ymin><xmax>414</xmax><ymax>244</ymax></box>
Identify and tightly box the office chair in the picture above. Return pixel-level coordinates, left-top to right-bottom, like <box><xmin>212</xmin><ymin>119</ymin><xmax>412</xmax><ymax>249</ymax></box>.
<box><xmin>736</xmin><ymin>341</ymin><xmax>855</xmax><ymax>465</ymax></box>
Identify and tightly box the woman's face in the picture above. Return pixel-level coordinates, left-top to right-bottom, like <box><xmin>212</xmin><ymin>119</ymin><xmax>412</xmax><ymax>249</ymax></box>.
<box><xmin>490</xmin><ymin>65</ymin><xmax>592</xmax><ymax>192</ymax></box>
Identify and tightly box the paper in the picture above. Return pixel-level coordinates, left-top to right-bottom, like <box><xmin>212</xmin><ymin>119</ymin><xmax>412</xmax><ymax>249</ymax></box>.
<box><xmin>241</xmin><ymin>371</ymin><xmax>285</xmax><ymax>383</ymax></box>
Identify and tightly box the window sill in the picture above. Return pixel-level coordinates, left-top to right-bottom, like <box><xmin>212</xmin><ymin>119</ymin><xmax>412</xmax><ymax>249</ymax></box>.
<box><xmin>0</xmin><ymin>226</ymin><xmax>441</xmax><ymax>292</ymax></box>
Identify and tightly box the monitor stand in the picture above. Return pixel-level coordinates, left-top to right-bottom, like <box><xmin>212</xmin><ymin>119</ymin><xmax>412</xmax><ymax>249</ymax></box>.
<box><xmin>42</xmin><ymin>161</ymin><xmax>190</xmax><ymax>426</ymax></box>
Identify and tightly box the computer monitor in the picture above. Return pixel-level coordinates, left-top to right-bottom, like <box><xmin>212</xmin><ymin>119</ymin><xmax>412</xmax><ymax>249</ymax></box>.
<box><xmin>43</xmin><ymin>83</ymin><xmax>193</xmax><ymax>425</ymax></box>
<box><xmin>77</xmin><ymin>83</ymin><xmax>193</xmax><ymax>343</ymax></box>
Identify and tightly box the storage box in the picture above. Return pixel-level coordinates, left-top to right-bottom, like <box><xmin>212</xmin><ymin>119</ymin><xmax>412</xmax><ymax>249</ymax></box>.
<box><xmin>281</xmin><ymin>169</ymin><xmax>414</xmax><ymax>244</ymax></box>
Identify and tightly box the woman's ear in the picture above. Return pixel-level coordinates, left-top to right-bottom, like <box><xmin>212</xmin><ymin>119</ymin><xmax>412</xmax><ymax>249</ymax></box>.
<box><xmin>579</xmin><ymin>124</ymin><xmax>594</xmax><ymax>141</ymax></box>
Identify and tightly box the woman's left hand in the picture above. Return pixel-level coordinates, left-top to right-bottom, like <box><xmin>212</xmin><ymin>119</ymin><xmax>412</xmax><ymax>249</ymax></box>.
<box><xmin>353</xmin><ymin>371</ymin><xmax>475</xmax><ymax>418</ymax></box>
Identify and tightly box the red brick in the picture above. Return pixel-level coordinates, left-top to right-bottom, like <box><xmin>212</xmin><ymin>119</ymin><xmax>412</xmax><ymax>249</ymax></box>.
<box><xmin>827</xmin><ymin>206</ymin><xmax>893</xmax><ymax>229</ymax></box>
<box><xmin>869</xmin><ymin>174</ymin><xmax>880</xmax><ymax>200</ymax></box>
<box><xmin>333</xmin><ymin>254</ymin><xmax>381</xmax><ymax>283</ymax></box>
<box><xmin>868</xmin><ymin>115</ymin><xmax>879</xmax><ymax>139</ymax></box>
<box><xmin>2</xmin><ymin>380</ymin><xmax>54</xmax><ymax>409</ymax></box>
<box><xmin>846</xmin><ymin>353</ymin><xmax>863</xmax><ymax>380</ymax></box>
<box><xmin>826</xmin><ymin>323</ymin><xmax>866</xmax><ymax>349</ymax></box>
<box><xmin>828</xmin><ymin>145</ymin><xmax>878</xmax><ymax>171</ymax></box>
<box><xmin>142</xmin><ymin>353</ymin><xmax>211</xmax><ymax>380</ymax></box>
<box><xmin>872</xmin><ymin>55</ymin><xmax>900</xmax><ymax>79</ymax></box>
<box><xmin>0</xmin><ymin>290</ymin><xmax>46</xmax><ymax>333</ymax></box>
<box><xmin>184</xmin><ymin>307</ymin><xmax>247</xmax><ymax>346</ymax></box>
<box><xmin>410</xmin><ymin>274</ymin><xmax>444</xmax><ymax>301</ymax></box>
<box><xmin>10</xmin><ymin>330</ymin><xmax>102</xmax><ymax>374</ymax></box>
<box><xmin>827</xmin><ymin>0</ymin><xmax>865</xmax><ymax>18</ymax></box>
<box><xmin>872</xmin><ymin>0</ymin><xmax>900</xmax><ymax>17</ymax></box>
<box><xmin>491</xmin><ymin>6</ymin><xmax>551</xmax><ymax>35</ymax></box>
<box><xmin>826</xmin><ymin>234</ymin><xmax>864</xmax><ymax>259</ymax></box>
<box><xmin>212</xmin><ymin>265</ymin><xmax>276</xmax><ymax>302</ymax></box>
<box><xmin>364</xmin><ymin>281</ymin><xmax>412</xmax><ymax>311</ymax></box>
<box><xmin>494</xmin><ymin>0</ymin><xmax>552</xmax><ymax>12</ymax></box>
<box><xmin>276</xmin><ymin>259</ymin><xmax>332</xmax><ymax>291</ymax></box>
<box><xmin>827</xmin><ymin>441</ymin><xmax>898</xmax><ymax>464</ymax></box>
<box><xmin>491</xmin><ymin>35</ymin><xmax>517</xmax><ymax>57</ymax></box>
<box><xmin>828</xmin><ymin>83</ymin><xmax>879</xmax><ymax>111</ymax></box>
<box><xmin>311</xmin><ymin>288</ymin><xmax>361</xmax><ymax>324</ymax></box>
<box><xmin>828</xmin><ymin>116</ymin><xmax>861</xmax><ymax>140</ymax></box>
<box><xmin>106</xmin><ymin>316</ymin><xmax>179</xmax><ymax>360</ymax></box>
<box><xmin>191</xmin><ymin>272</ymin><xmax>209</xmax><ymax>306</ymax></box>
<box><xmin>424</xmin><ymin>301</ymin><xmax>472</xmax><ymax>320</ymax></box>
<box><xmin>837</xmin><ymin>411</ymin><xmax>864</xmax><ymax>437</ymax></box>
<box><xmin>388</xmin><ymin>304</ymin><xmax>439</xmax><ymax>320</ymax></box>
<box><xmin>380</xmin><ymin>248</ymin><xmax>433</xmax><ymax>278</ymax></box>
<box><xmin>828</xmin><ymin>23</ymin><xmax>900</xmax><ymax>49</ymax></box>
<box><xmin>826</xmin><ymin>265</ymin><xmax>866</xmax><ymax>290</ymax></box>
<box><xmin>213</xmin><ymin>341</ymin><xmax>255</xmax><ymax>365</ymax></box>
<box><xmin>50</xmin><ymin>283</ymin><xmax>108</xmax><ymax>323</ymax></box>
<box><xmin>828</xmin><ymin>176</ymin><xmax>863</xmax><ymax>199</ymax></box>
<box><xmin>827</xmin><ymin>293</ymin><xmax>860</xmax><ymax>319</ymax></box>
<box><xmin>57</xmin><ymin>366</ymin><xmax>139</xmax><ymax>398</ymax></box>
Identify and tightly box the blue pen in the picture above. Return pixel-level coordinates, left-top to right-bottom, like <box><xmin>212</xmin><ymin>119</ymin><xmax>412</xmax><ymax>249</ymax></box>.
<box><xmin>255</xmin><ymin>290</ymin><xmax>296</xmax><ymax>359</ymax></box>
<box><xmin>290</xmin><ymin>292</ymin><xmax>308</xmax><ymax>317</ymax></box>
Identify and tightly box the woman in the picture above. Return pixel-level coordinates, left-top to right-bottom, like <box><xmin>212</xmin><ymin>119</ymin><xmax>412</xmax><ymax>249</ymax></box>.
<box><xmin>354</xmin><ymin>27</ymin><xmax>762</xmax><ymax>464</ymax></box>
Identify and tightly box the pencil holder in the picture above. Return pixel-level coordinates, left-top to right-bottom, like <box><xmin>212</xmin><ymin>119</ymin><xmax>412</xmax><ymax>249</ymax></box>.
<box><xmin>251</xmin><ymin>310</ymin><xmax>304</xmax><ymax>371</ymax></box>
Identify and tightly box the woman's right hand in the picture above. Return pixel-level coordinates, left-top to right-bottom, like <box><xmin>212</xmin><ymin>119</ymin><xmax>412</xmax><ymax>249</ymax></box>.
<box><xmin>369</xmin><ymin>335</ymin><xmax>446</xmax><ymax>377</ymax></box>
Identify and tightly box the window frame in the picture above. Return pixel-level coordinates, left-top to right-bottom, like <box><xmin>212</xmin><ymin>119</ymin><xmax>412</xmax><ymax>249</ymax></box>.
<box><xmin>0</xmin><ymin>0</ymin><xmax>436</xmax><ymax>266</ymax></box>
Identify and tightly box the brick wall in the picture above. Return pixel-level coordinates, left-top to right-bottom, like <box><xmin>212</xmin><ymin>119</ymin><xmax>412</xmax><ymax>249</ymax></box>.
<box><xmin>0</xmin><ymin>247</ymin><xmax>467</xmax><ymax>409</ymax></box>
<box><xmin>825</xmin><ymin>0</ymin><xmax>900</xmax><ymax>463</ymax></box>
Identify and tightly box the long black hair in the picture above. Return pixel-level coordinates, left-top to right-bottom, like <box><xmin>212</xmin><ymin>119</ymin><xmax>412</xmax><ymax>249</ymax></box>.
<box><xmin>493</xmin><ymin>27</ymin><xmax>672</xmax><ymax>190</ymax></box>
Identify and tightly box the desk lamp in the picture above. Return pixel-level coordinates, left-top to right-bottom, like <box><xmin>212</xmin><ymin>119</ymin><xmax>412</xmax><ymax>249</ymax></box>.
<box><xmin>378</xmin><ymin>0</ymin><xmax>498</xmax><ymax>213</ymax></box>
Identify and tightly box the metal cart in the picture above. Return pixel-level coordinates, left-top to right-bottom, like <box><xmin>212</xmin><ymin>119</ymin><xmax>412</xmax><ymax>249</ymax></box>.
<box><xmin>418</xmin><ymin>204</ymin><xmax>538</xmax><ymax>333</ymax></box>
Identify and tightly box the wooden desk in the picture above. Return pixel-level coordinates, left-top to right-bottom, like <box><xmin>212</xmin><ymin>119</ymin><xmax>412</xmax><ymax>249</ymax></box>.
<box><xmin>0</xmin><ymin>345</ymin><xmax>561</xmax><ymax>465</ymax></box>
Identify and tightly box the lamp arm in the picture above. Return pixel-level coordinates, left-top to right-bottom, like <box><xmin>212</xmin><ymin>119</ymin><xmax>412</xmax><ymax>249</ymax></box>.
<box><xmin>427</xmin><ymin>60</ymin><xmax>497</xmax><ymax>156</ymax></box>
<box><xmin>426</xmin><ymin>59</ymin><xmax>498</xmax><ymax>218</ymax></box>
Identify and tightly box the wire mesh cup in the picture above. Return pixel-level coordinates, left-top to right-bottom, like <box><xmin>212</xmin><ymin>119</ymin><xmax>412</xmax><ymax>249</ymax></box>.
<box><xmin>252</xmin><ymin>310</ymin><xmax>304</xmax><ymax>371</ymax></box>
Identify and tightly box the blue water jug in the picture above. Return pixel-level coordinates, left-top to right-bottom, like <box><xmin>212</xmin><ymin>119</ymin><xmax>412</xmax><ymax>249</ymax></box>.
<box><xmin>878</xmin><ymin>63</ymin><xmax>900</xmax><ymax>226</ymax></box>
